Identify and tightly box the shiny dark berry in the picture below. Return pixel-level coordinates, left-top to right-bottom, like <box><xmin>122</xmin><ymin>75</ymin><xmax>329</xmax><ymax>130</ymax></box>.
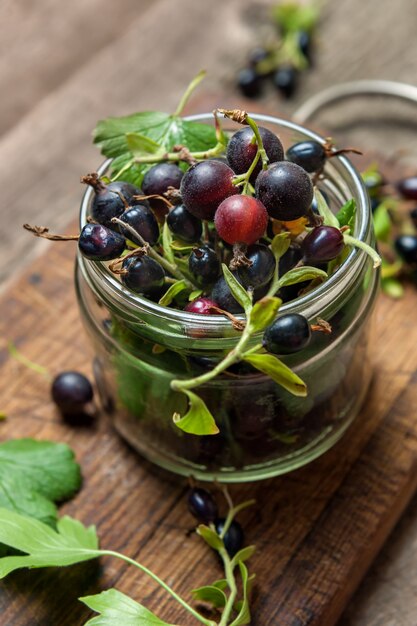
<box><xmin>187</xmin><ymin>488</ymin><xmax>218</xmax><ymax>523</ymax></box>
<box><xmin>78</xmin><ymin>223</ymin><xmax>126</xmax><ymax>261</ymax></box>
<box><xmin>51</xmin><ymin>371</ymin><xmax>94</xmax><ymax>416</ymax></box>
<box><xmin>189</xmin><ymin>246</ymin><xmax>220</xmax><ymax>285</ymax></box>
<box><xmin>82</xmin><ymin>175</ymin><xmax>144</xmax><ymax>228</ymax></box>
<box><xmin>214</xmin><ymin>195</ymin><xmax>268</xmax><ymax>245</ymax></box>
<box><xmin>237</xmin><ymin>244</ymin><xmax>275</xmax><ymax>288</ymax></box>
<box><xmin>255</xmin><ymin>161</ymin><xmax>313</xmax><ymax>221</ymax></box>
<box><xmin>227</xmin><ymin>126</ymin><xmax>284</xmax><ymax>182</ymax></box>
<box><xmin>119</xmin><ymin>205</ymin><xmax>159</xmax><ymax>246</ymax></box>
<box><xmin>286</xmin><ymin>141</ymin><xmax>326</xmax><ymax>173</ymax></box>
<box><xmin>297</xmin><ymin>30</ymin><xmax>313</xmax><ymax>63</ymax></box>
<box><xmin>166</xmin><ymin>205</ymin><xmax>202</xmax><ymax>243</ymax></box>
<box><xmin>180</xmin><ymin>160</ymin><xmax>239</xmax><ymax>220</ymax></box>
<box><xmin>273</xmin><ymin>65</ymin><xmax>298</xmax><ymax>98</ymax></box>
<box><xmin>409</xmin><ymin>207</ymin><xmax>417</xmax><ymax>228</ymax></box>
<box><xmin>237</xmin><ymin>67</ymin><xmax>262</xmax><ymax>98</ymax></box>
<box><xmin>394</xmin><ymin>234</ymin><xmax>417</xmax><ymax>264</ymax></box>
<box><xmin>185</xmin><ymin>297</ymin><xmax>218</xmax><ymax>315</ymax></box>
<box><xmin>396</xmin><ymin>176</ymin><xmax>417</xmax><ymax>201</ymax></box>
<box><xmin>121</xmin><ymin>255</ymin><xmax>165</xmax><ymax>295</ymax></box>
<box><xmin>215</xmin><ymin>519</ymin><xmax>244</xmax><ymax>557</ymax></box>
<box><xmin>142</xmin><ymin>163</ymin><xmax>184</xmax><ymax>212</ymax></box>
<box><xmin>301</xmin><ymin>226</ymin><xmax>344</xmax><ymax>263</ymax></box>
<box><xmin>211</xmin><ymin>275</ymin><xmax>244</xmax><ymax>314</ymax></box>
<box><xmin>263</xmin><ymin>313</ymin><xmax>311</xmax><ymax>354</ymax></box>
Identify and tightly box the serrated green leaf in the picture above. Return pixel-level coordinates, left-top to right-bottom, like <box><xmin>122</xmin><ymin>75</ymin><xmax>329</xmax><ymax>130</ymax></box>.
<box><xmin>277</xmin><ymin>265</ymin><xmax>327</xmax><ymax>288</ymax></box>
<box><xmin>222</xmin><ymin>264</ymin><xmax>252</xmax><ymax>315</ymax></box>
<box><xmin>336</xmin><ymin>199</ymin><xmax>357</xmax><ymax>231</ymax></box>
<box><xmin>243</xmin><ymin>353</ymin><xmax>307</xmax><ymax>397</ymax></box>
<box><xmin>197</xmin><ymin>524</ymin><xmax>224</xmax><ymax>551</ymax></box>
<box><xmin>158</xmin><ymin>280</ymin><xmax>188</xmax><ymax>307</ymax></box>
<box><xmin>173</xmin><ymin>390</ymin><xmax>219</xmax><ymax>435</ymax></box>
<box><xmin>191</xmin><ymin>585</ymin><xmax>227</xmax><ymax>608</ymax></box>
<box><xmin>126</xmin><ymin>133</ymin><xmax>165</xmax><ymax>158</ymax></box>
<box><xmin>381</xmin><ymin>277</ymin><xmax>404</xmax><ymax>299</ymax></box>
<box><xmin>248</xmin><ymin>297</ymin><xmax>282</xmax><ymax>333</ymax></box>
<box><xmin>270</xmin><ymin>232</ymin><xmax>291</xmax><ymax>260</ymax></box>
<box><xmin>81</xmin><ymin>588</ymin><xmax>176</xmax><ymax>626</ymax></box>
<box><xmin>0</xmin><ymin>509</ymin><xmax>100</xmax><ymax>578</ymax></box>
<box><xmin>315</xmin><ymin>189</ymin><xmax>340</xmax><ymax>228</ymax></box>
<box><xmin>231</xmin><ymin>545</ymin><xmax>256</xmax><ymax>569</ymax></box>
<box><xmin>0</xmin><ymin>439</ymin><xmax>81</xmax><ymax>528</ymax></box>
<box><xmin>162</xmin><ymin>222</ymin><xmax>175</xmax><ymax>265</ymax></box>
<box><xmin>373</xmin><ymin>203</ymin><xmax>392</xmax><ymax>242</ymax></box>
<box><xmin>93</xmin><ymin>111</ymin><xmax>217</xmax><ymax>184</ymax></box>
<box><xmin>230</xmin><ymin>562</ymin><xmax>251</xmax><ymax>626</ymax></box>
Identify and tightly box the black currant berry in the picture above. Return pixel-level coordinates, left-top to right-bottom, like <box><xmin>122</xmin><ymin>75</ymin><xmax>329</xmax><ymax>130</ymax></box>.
<box><xmin>51</xmin><ymin>371</ymin><xmax>94</xmax><ymax>416</ymax></box>
<box><xmin>263</xmin><ymin>313</ymin><xmax>311</xmax><ymax>354</ymax></box>
<box><xmin>166</xmin><ymin>205</ymin><xmax>203</xmax><ymax>243</ymax></box>
<box><xmin>394</xmin><ymin>234</ymin><xmax>417</xmax><ymax>265</ymax></box>
<box><xmin>211</xmin><ymin>275</ymin><xmax>244</xmax><ymax>314</ymax></box>
<box><xmin>273</xmin><ymin>66</ymin><xmax>298</xmax><ymax>98</ymax></box>
<box><xmin>237</xmin><ymin>244</ymin><xmax>275</xmax><ymax>288</ymax></box>
<box><xmin>255</xmin><ymin>161</ymin><xmax>313</xmax><ymax>221</ymax></box>
<box><xmin>82</xmin><ymin>174</ymin><xmax>144</xmax><ymax>228</ymax></box>
<box><xmin>119</xmin><ymin>205</ymin><xmax>159</xmax><ymax>246</ymax></box>
<box><xmin>180</xmin><ymin>160</ymin><xmax>239</xmax><ymax>220</ymax></box>
<box><xmin>301</xmin><ymin>226</ymin><xmax>344</xmax><ymax>263</ymax></box>
<box><xmin>187</xmin><ymin>488</ymin><xmax>218</xmax><ymax>523</ymax></box>
<box><xmin>189</xmin><ymin>246</ymin><xmax>220</xmax><ymax>285</ymax></box>
<box><xmin>121</xmin><ymin>255</ymin><xmax>165</xmax><ymax>296</ymax></box>
<box><xmin>297</xmin><ymin>30</ymin><xmax>313</xmax><ymax>63</ymax></box>
<box><xmin>237</xmin><ymin>67</ymin><xmax>262</xmax><ymax>98</ymax></box>
<box><xmin>286</xmin><ymin>141</ymin><xmax>326</xmax><ymax>173</ymax></box>
<box><xmin>142</xmin><ymin>163</ymin><xmax>184</xmax><ymax>212</ymax></box>
<box><xmin>214</xmin><ymin>195</ymin><xmax>268</xmax><ymax>245</ymax></box>
<box><xmin>396</xmin><ymin>176</ymin><xmax>417</xmax><ymax>201</ymax></box>
<box><xmin>227</xmin><ymin>126</ymin><xmax>284</xmax><ymax>181</ymax></box>
<box><xmin>78</xmin><ymin>224</ymin><xmax>126</xmax><ymax>261</ymax></box>
<box><xmin>215</xmin><ymin>519</ymin><xmax>244</xmax><ymax>557</ymax></box>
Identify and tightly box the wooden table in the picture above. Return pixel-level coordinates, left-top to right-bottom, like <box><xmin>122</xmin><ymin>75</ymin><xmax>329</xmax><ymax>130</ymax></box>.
<box><xmin>1</xmin><ymin>1</ymin><xmax>417</xmax><ymax>624</ymax></box>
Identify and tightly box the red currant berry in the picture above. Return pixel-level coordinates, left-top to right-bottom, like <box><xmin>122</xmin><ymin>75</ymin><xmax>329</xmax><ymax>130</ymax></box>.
<box><xmin>214</xmin><ymin>195</ymin><xmax>268</xmax><ymax>245</ymax></box>
<box><xmin>185</xmin><ymin>297</ymin><xmax>218</xmax><ymax>315</ymax></box>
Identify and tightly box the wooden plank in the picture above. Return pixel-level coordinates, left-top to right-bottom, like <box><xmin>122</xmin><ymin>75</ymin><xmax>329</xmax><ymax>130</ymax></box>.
<box><xmin>0</xmin><ymin>223</ymin><xmax>417</xmax><ymax>625</ymax></box>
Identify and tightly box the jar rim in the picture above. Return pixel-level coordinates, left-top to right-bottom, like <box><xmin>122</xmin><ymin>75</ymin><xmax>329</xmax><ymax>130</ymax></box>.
<box><xmin>78</xmin><ymin>112</ymin><xmax>372</xmax><ymax>328</ymax></box>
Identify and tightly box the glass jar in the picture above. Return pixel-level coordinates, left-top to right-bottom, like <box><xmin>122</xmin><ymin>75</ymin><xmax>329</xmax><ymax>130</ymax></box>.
<box><xmin>76</xmin><ymin>113</ymin><xmax>378</xmax><ymax>482</ymax></box>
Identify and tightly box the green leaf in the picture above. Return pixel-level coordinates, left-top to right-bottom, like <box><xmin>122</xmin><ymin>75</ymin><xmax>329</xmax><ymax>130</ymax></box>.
<box><xmin>243</xmin><ymin>353</ymin><xmax>307</xmax><ymax>397</ymax></box>
<box><xmin>162</xmin><ymin>222</ymin><xmax>175</xmax><ymax>265</ymax></box>
<box><xmin>93</xmin><ymin>111</ymin><xmax>217</xmax><ymax>185</ymax></box>
<box><xmin>373</xmin><ymin>202</ymin><xmax>392</xmax><ymax>242</ymax></box>
<box><xmin>0</xmin><ymin>439</ymin><xmax>81</xmax><ymax>528</ymax></box>
<box><xmin>188</xmin><ymin>289</ymin><xmax>203</xmax><ymax>301</ymax></box>
<box><xmin>222</xmin><ymin>264</ymin><xmax>252</xmax><ymax>315</ymax></box>
<box><xmin>173</xmin><ymin>390</ymin><xmax>219</xmax><ymax>435</ymax></box>
<box><xmin>272</xmin><ymin>2</ymin><xmax>320</xmax><ymax>34</ymax></box>
<box><xmin>315</xmin><ymin>189</ymin><xmax>340</xmax><ymax>228</ymax></box>
<box><xmin>126</xmin><ymin>133</ymin><xmax>165</xmax><ymax>158</ymax></box>
<box><xmin>191</xmin><ymin>585</ymin><xmax>227</xmax><ymax>608</ymax></box>
<box><xmin>230</xmin><ymin>545</ymin><xmax>256</xmax><ymax>569</ymax></box>
<box><xmin>158</xmin><ymin>280</ymin><xmax>188</xmax><ymax>307</ymax></box>
<box><xmin>248</xmin><ymin>297</ymin><xmax>282</xmax><ymax>333</ymax></box>
<box><xmin>212</xmin><ymin>578</ymin><xmax>228</xmax><ymax>590</ymax></box>
<box><xmin>230</xmin><ymin>562</ymin><xmax>251</xmax><ymax>626</ymax></box>
<box><xmin>171</xmin><ymin>241</ymin><xmax>196</xmax><ymax>252</ymax></box>
<box><xmin>277</xmin><ymin>266</ymin><xmax>327</xmax><ymax>288</ymax></box>
<box><xmin>81</xmin><ymin>588</ymin><xmax>176</xmax><ymax>626</ymax></box>
<box><xmin>196</xmin><ymin>524</ymin><xmax>224</xmax><ymax>551</ymax></box>
<box><xmin>381</xmin><ymin>277</ymin><xmax>404</xmax><ymax>299</ymax></box>
<box><xmin>336</xmin><ymin>199</ymin><xmax>357</xmax><ymax>231</ymax></box>
<box><xmin>0</xmin><ymin>509</ymin><xmax>100</xmax><ymax>578</ymax></box>
<box><xmin>270</xmin><ymin>232</ymin><xmax>291</xmax><ymax>260</ymax></box>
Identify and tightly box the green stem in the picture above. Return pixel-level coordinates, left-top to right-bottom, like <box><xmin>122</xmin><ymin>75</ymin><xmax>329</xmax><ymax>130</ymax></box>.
<box><xmin>343</xmin><ymin>233</ymin><xmax>382</xmax><ymax>268</ymax></box>
<box><xmin>101</xmin><ymin>550</ymin><xmax>216</xmax><ymax>626</ymax></box>
<box><xmin>173</xmin><ymin>70</ymin><xmax>207</xmax><ymax>117</ymax></box>
<box><xmin>218</xmin><ymin>548</ymin><xmax>238</xmax><ymax>626</ymax></box>
<box><xmin>133</xmin><ymin>141</ymin><xmax>225</xmax><ymax>165</ymax></box>
<box><xmin>171</xmin><ymin>323</ymin><xmax>253</xmax><ymax>393</ymax></box>
<box><xmin>111</xmin><ymin>217</ymin><xmax>197</xmax><ymax>290</ymax></box>
<box><xmin>246</xmin><ymin>116</ymin><xmax>269</xmax><ymax>171</ymax></box>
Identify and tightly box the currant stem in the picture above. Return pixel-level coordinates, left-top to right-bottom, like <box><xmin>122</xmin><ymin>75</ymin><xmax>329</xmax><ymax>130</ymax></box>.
<box><xmin>132</xmin><ymin>141</ymin><xmax>225</xmax><ymax>165</ymax></box>
<box><xmin>173</xmin><ymin>70</ymin><xmax>207</xmax><ymax>117</ymax></box>
<box><xmin>343</xmin><ymin>233</ymin><xmax>382</xmax><ymax>268</ymax></box>
<box><xmin>218</xmin><ymin>548</ymin><xmax>238</xmax><ymax>626</ymax></box>
<box><xmin>100</xmin><ymin>550</ymin><xmax>216</xmax><ymax>626</ymax></box>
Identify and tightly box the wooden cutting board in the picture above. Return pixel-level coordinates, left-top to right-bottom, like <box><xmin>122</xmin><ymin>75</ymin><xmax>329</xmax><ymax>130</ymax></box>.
<box><xmin>1</xmin><ymin>211</ymin><xmax>417</xmax><ymax>626</ymax></box>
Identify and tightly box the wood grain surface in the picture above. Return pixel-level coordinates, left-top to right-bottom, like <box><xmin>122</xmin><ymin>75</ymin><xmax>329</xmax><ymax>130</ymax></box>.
<box><xmin>2</xmin><ymin>0</ymin><xmax>417</xmax><ymax>624</ymax></box>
